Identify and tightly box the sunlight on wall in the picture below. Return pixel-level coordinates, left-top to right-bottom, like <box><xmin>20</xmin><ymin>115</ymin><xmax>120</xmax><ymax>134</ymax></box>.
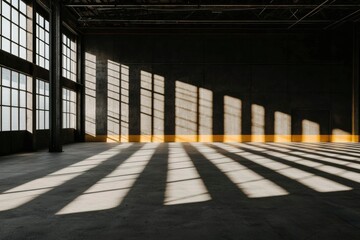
<box><xmin>140</xmin><ymin>71</ymin><xmax>152</xmax><ymax>142</ymax></box>
<box><xmin>165</xmin><ymin>143</ymin><xmax>211</xmax><ymax>205</ymax></box>
<box><xmin>153</xmin><ymin>74</ymin><xmax>165</xmax><ymax>142</ymax></box>
<box><xmin>107</xmin><ymin>60</ymin><xmax>121</xmax><ymax>142</ymax></box>
<box><xmin>85</xmin><ymin>53</ymin><xmax>96</xmax><ymax>137</ymax></box>
<box><xmin>224</xmin><ymin>96</ymin><xmax>242</xmax><ymax>142</ymax></box>
<box><xmin>140</xmin><ymin>71</ymin><xmax>165</xmax><ymax>142</ymax></box>
<box><xmin>302</xmin><ymin>119</ymin><xmax>320</xmax><ymax>142</ymax></box>
<box><xmin>120</xmin><ymin>65</ymin><xmax>130</xmax><ymax>142</ymax></box>
<box><xmin>198</xmin><ymin>88</ymin><xmax>213</xmax><ymax>142</ymax></box>
<box><xmin>175</xmin><ymin>81</ymin><xmax>198</xmax><ymax>141</ymax></box>
<box><xmin>0</xmin><ymin>144</ymin><xmax>132</xmax><ymax>212</ymax></box>
<box><xmin>192</xmin><ymin>143</ymin><xmax>288</xmax><ymax>198</ymax></box>
<box><xmin>233</xmin><ymin>143</ymin><xmax>351</xmax><ymax>192</ymax></box>
<box><xmin>56</xmin><ymin>143</ymin><xmax>158</xmax><ymax>215</ymax></box>
<box><xmin>274</xmin><ymin>111</ymin><xmax>291</xmax><ymax>142</ymax></box>
<box><xmin>331</xmin><ymin>129</ymin><xmax>352</xmax><ymax>142</ymax></box>
<box><xmin>251</xmin><ymin>104</ymin><xmax>265</xmax><ymax>142</ymax></box>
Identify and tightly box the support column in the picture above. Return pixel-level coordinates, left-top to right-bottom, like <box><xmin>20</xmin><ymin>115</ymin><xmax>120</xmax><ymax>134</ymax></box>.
<box><xmin>49</xmin><ymin>0</ymin><xmax>62</xmax><ymax>152</ymax></box>
<box><xmin>353</xmin><ymin>23</ymin><xmax>360</xmax><ymax>142</ymax></box>
<box><xmin>31</xmin><ymin>0</ymin><xmax>37</xmax><ymax>151</ymax></box>
<box><xmin>76</xmin><ymin>35</ymin><xmax>85</xmax><ymax>142</ymax></box>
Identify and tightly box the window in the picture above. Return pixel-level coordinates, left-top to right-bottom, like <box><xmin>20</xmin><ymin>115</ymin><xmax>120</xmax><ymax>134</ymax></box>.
<box><xmin>36</xmin><ymin>13</ymin><xmax>49</xmax><ymax>69</ymax></box>
<box><xmin>62</xmin><ymin>34</ymin><xmax>77</xmax><ymax>81</ymax></box>
<box><xmin>0</xmin><ymin>66</ymin><xmax>30</xmax><ymax>131</ymax></box>
<box><xmin>36</xmin><ymin>79</ymin><xmax>49</xmax><ymax>129</ymax></box>
<box><xmin>0</xmin><ymin>0</ymin><xmax>29</xmax><ymax>60</ymax></box>
<box><xmin>62</xmin><ymin>88</ymin><xmax>76</xmax><ymax>129</ymax></box>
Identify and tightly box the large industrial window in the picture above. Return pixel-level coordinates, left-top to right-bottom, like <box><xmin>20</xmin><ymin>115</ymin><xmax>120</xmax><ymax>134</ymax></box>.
<box><xmin>0</xmin><ymin>0</ymin><xmax>29</xmax><ymax>60</ymax></box>
<box><xmin>62</xmin><ymin>34</ymin><xmax>77</xmax><ymax>82</ymax></box>
<box><xmin>62</xmin><ymin>88</ymin><xmax>76</xmax><ymax>129</ymax></box>
<box><xmin>35</xmin><ymin>13</ymin><xmax>49</xmax><ymax>69</ymax></box>
<box><xmin>36</xmin><ymin>79</ymin><xmax>49</xmax><ymax>130</ymax></box>
<box><xmin>0</xmin><ymin>67</ymin><xmax>30</xmax><ymax>131</ymax></box>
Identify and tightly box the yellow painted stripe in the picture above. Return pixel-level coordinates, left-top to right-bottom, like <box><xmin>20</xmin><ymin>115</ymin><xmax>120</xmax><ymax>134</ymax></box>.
<box><xmin>85</xmin><ymin>134</ymin><xmax>358</xmax><ymax>143</ymax></box>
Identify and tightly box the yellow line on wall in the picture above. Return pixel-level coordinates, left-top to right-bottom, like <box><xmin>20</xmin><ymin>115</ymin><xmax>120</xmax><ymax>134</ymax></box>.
<box><xmin>85</xmin><ymin>134</ymin><xmax>358</xmax><ymax>143</ymax></box>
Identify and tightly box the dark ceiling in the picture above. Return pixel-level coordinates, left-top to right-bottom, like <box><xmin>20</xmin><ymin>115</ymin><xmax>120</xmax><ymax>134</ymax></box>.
<box><xmin>62</xmin><ymin>0</ymin><xmax>360</xmax><ymax>30</ymax></box>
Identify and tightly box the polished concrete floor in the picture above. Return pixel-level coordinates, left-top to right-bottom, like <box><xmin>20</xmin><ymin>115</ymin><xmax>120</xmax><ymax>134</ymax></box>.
<box><xmin>0</xmin><ymin>142</ymin><xmax>360</xmax><ymax>239</ymax></box>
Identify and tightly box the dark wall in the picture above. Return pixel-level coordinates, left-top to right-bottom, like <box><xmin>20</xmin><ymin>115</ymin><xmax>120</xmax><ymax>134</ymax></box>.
<box><xmin>84</xmin><ymin>29</ymin><xmax>353</xmax><ymax>141</ymax></box>
<box><xmin>0</xmin><ymin>129</ymin><xmax>76</xmax><ymax>155</ymax></box>
<box><xmin>0</xmin><ymin>131</ymin><xmax>32</xmax><ymax>155</ymax></box>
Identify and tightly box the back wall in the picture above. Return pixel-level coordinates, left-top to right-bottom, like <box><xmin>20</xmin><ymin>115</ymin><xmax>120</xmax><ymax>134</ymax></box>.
<box><xmin>83</xmin><ymin>29</ymin><xmax>353</xmax><ymax>142</ymax></box>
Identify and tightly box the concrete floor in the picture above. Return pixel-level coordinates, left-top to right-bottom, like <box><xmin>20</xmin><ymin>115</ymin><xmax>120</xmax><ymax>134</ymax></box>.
<box><xmin>0</xmin><ymin>142</ymin><xmax>360</xmax><ymax>240</ymax></box>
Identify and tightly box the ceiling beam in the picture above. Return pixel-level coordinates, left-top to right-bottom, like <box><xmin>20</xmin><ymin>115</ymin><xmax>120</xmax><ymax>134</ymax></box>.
<box><xmin>77</xmin><ymin>19</ymin><xmax>332</xmax><ymax>24</ymax></box>
<box><xmin>64</xmin><ymin>4</ymin><xmax>360</xmax><ymax>8</ymax></box>
<box><xmin>287</xmin><ymin>0</ymin><xmax>330</xmax><ymax>29</ymax></box>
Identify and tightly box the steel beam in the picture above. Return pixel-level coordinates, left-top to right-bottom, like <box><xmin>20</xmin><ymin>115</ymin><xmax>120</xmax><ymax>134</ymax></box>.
<box><xmin>64</xmin><ymin>4</ymin><xmax>360</xmax><ymax>8</ymax></box>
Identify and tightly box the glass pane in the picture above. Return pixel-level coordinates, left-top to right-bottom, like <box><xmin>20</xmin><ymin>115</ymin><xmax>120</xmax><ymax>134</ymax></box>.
<box><xmin>19</xmin><ymin>46</ymin><xmax>26</xmax><ymax>59</ymax></box>
<box><xmin>39</xmin><ymin>28</ymin><xmax>44</xmax><ymax>41</ymax></box>
<box><xmin>39</xmin><ymin>110</ymin><xmax>44</xmax><ymax>129</ymax></box>
<box><xmin>11</xmin><ymin>42</ymin><xmax>19</xmax><ymax>56</ymax></box>
<box><xmin>45</xmin><ymin>20</ymin><xmax>49</xmax><ymax>32</ymax></box>
<box><xmin>19</xmin><ymin>28</ymin><xmax>26</xmax><ymax>46</ymax></box>
<box><xmin>62</xmin><ymin>113</ymin><xmax>67</xmax><ymax>128</ymax></box>
<box><xmin>45</xmin><ymin>31</ymin><xmax>49</xmax><ymax>43</ymax></box>
<box><xmin>11</xmin><ymin>107</ymin><xmax>18</xmax><ymax>130</ymax></box>
<box><xmin>62</xmin><ymin>89</ymin><xmax>67</xmax><ymax>99</ymax></box>
<box><xmin>19</xmin><ymin>108</ymin><xmax>26</xmax><ymax>130</ymax></box>
<box><xmin>39</xmin><ymin>14</ymin><xmax>44</xmax><ymax>27</ymax></box>
<box><xmin>2</xmin><ymin>17</ymin><xmax>11</xmax><ymax>39</ymax></box>
<box><xmin>2</xmin><ymin>68</ymin><xmax>11</xmax><ymax>86</ymax></box>
<box><xmin>44</xmin><ymin>82</ymin><xmax>49</xmax><ymax>96</ymax></box>
<box><xmin>12</xmin><ymin>71</ymin><xmax>19</xmax><ymax>88</ymax></box>
<box><xmin>2</xmin><ymin>87</ymin><xmax>10</xmax><ymax>105</ymax></box>
<box><xmin>39</xmin><ymin>56</ymin><xmax>44</xmax><ymax>67</ymax></box>
<box><xmin>19</xmin><ymin>1</ymin><xmax>26</xmax><ymax>14</ymax></box>
<box><xmin>19</xmin><ymin>90</ymin><xmax>26</xmax><ymax>107</ymax></box>
<box><xmin>11</xmin><ymin>89</ymin><xmax>18</xmax><ymax>106</ymax></box>
<box><xmin>45</xmin><ymin>44</ymin><xmax>49</xmax><ymax>58</ymax></box>
<box><xmin>12</xmin><ymin>0</ymin><xmax>19</xmax><ymax>9</ymax></box>
<box><xmin>71</xmin><ymin>40</ymin><xmax>76</xmax><ymax>52</ymax></box>
<box><xmin>36</xmin><ymin>95</ymin><xmax>39</xmax><ymax>109</ymax></box>
<box><xmin>2</xmin><ymin>2</ymin><xmax>11</xmax><ymax>19</ymax></box>
<box><xmin>70</xmin><ymin>91</ymin><xmax>76</xmax><ymax>102</ymax></box>
<box><xmin>11</xmin><ymin>8</ymin><xmax>18</xmax><ymax>25</ymax></box>
<box><xmin>26</xmin><ymin>76</ymin><xmax>32</xmax><ymax>92</ymax></box>
<box><xmin>11</xmin><ymin>23</ymin><xmax>19</xmax><ymax>43</ymax></box>
<box><xmin>44</xmin><ymin>96</ymin><xmax>49</xmax><ymax>110</ymax></box>
<box><xmin>45</xmin><ymin>111</ymin><xmax>49</xmax><ymax>129</ymax></box>
<box><xmin>19</xmin><ymin>74</ymin><xmax>26</xmax><ymax>90</ymax></box>
<box><xmin>39</xmin><ymin>95</ymin><xmax>44</xmax><ymax>109</ymax></box>
<box><xmin>2</xmin><ymin>106</ymin><xmax>11</xmax><ymax>131</ymax></box>
<box><xmin>70</xmin><ymin>114</ymin><xmax>75</xmax><ymax>128</ymax></box>
<box><xmin>36</xmin><ymin>110</ymin><xmax>39</xmax><ymax>129</ymax></box>
<box><xmin>19</xmin><ymin>14</ymin><xmax>26</xmax><ymax>29</ymax></box>
<box><xmin>2</xmin><ymin>37</ymin><xmax>11</xmax><ymax>53</ymax></box>
<box><xmin>39</xmin><ymin>80</ymin><xmax>44</xmax><ymax>94</ymax></box>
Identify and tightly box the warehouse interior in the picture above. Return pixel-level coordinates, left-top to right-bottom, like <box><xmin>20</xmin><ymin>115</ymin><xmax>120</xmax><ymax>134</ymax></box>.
<box><xmin>1</xmin><ymin>0</ymin><xmax>360</xmax><ymax>239</ymax></box>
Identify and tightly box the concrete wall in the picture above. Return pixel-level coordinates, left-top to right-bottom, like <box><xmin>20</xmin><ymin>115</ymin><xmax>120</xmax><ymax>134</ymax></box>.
<box><xmin>84</xmin><ymin>29</ymin><xmax>353</xmax><ymax>142</ymax></box>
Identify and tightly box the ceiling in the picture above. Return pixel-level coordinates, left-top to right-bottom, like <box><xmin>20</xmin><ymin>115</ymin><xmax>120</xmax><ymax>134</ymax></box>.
<box><xmin>62</xmin><ymin>0</ymin><xmax>360</xmax><ymax>30</ymax></box>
